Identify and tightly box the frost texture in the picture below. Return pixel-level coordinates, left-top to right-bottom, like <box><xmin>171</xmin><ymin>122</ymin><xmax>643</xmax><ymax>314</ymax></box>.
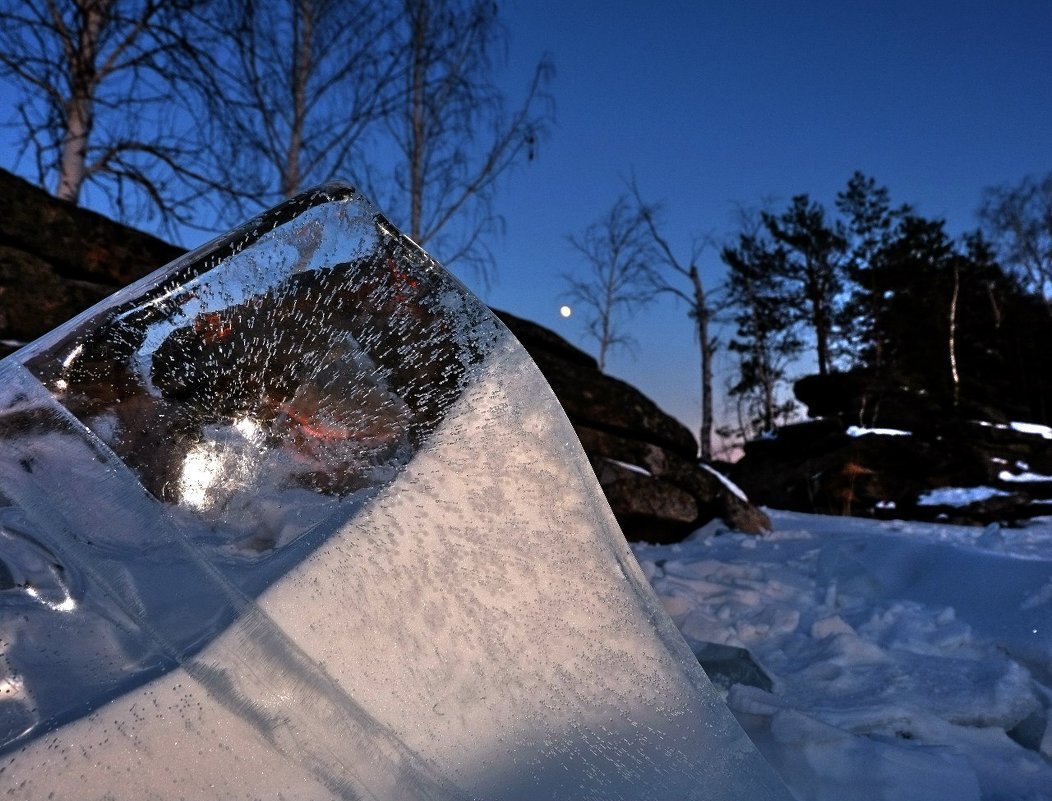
<box><xmin>0</xmin><ymin>185</ymin><xmax>790</xmax><ymax>800</ymax></box>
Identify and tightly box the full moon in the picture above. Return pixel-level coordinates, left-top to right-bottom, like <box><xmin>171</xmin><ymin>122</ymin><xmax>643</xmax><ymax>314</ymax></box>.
<box><xmin>559</xmin><ymin>305</ymin><xmax>572</xmax><ymax>318</ymax></box>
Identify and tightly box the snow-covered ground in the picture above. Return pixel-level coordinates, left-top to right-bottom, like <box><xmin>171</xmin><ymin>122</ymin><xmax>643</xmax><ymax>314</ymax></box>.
<box><xmin>633</xmin><ymin>510</ymin><xmax>1052</xmax><ymax>801</ymax></box>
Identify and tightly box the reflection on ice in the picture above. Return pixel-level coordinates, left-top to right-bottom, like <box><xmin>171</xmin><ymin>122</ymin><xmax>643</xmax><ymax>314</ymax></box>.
<box><xmin>0</xmin><ymin>184</ymin><xmax>791</xmax><ymax>799</ymax></box>
<box><xmin>178</xmin><ymin>434</ymin><xmax>241</xmax><ymax>509</ymax></box>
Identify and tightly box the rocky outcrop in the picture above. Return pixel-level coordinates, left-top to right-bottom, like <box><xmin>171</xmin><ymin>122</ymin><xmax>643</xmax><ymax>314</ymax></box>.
<box><xmin>0</xmin><ymin>168</ymin><xmax>769</xmax><ymax>540</ymax></box>
<box><xmin>732</xmin><ymin>369</ymin><xmax>1052</xmax><ymax>525</ymax></box>
<box><xmin>0</xmin><ymin>169</ymin><xmax>182</xmax><ymax>352</ymax></box>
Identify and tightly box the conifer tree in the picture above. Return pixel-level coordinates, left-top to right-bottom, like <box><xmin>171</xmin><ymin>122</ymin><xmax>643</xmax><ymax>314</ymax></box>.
<box><xmin>761</xmin><ymin>195</ymin><xmax>845</xmax><ymax>375</ymax></box>
<box><xmin>721</xmin><ymin>231</ymin><xmax>802</xmax><ymax>438</ymax></box>
<box><xmin>835</xmin><ymin>173</ymin><xmax>911</xmax><ymax>370</ymax></box>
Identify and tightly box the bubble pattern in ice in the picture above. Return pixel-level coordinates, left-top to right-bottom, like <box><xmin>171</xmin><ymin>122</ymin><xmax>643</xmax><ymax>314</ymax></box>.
<box><xmin>0</xmin><ymin>185</ymin><xmax>791</xmax><ymax>800</ymax></box>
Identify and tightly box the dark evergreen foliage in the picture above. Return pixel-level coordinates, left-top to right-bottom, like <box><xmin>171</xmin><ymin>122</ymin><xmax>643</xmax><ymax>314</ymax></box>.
<box><xmin>721</xmin><ymin>231</ymin><xmax>802</xmax><ymax>437</ymax></box>
<box><xmin>723</xmin><ymin>172</ymin><xmax>1052</xmax><ymax>437</ymax></box>
<box><xmin>761</xmin><ymin>195</ymin><xmax>845</xmax><ymax>376</ymax></box>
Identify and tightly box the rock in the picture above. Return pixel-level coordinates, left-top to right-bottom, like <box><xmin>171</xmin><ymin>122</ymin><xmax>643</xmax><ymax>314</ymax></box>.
<box><xmin>716</xmin><ymin>482</ymin><xmax>774</xmax><ymax>536</ymax></box>
<box><xmin>794</xmin><ymin>370</ymin><xmax>952</xmax><ymax>434</ymax></box>
<box><xmin>1</xmin><ymin>168</ymin><xmax>771</xmax><ymax>540</ymax></box>
<box><xmin>0</xmin><ymin>169</ymin><xmax>181</xmax><ymax>356</ymax></box>
<box><xmin>690</xmin><ymin>642</ymin><xmax>773</xmax><ymax>693</ymax></box>
<box><xmin>575</xmin><ymin>425</ymin><xmax>770</xmax><ymax>538</ymax></box>
<box><xmin>591</xmin><ymin>457</ymin><xmax>699</xmax><ymax>542</ymax></box>
<box><xmin>0</xmin><ymin>168</ymin><xmax>182</xmax><ymax>287</ymax></box>
<box><xmin>734</xmin><ymin>370</ymin><xmax>1052</xmax><ymax>525</ymax></box>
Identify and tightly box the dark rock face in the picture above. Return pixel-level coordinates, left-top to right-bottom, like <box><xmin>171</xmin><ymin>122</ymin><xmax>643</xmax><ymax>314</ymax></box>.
<box><xmin>1</xmin><ymin>168</ymin><xmax>769</xmax><ymax>540</ymax></box>
<box><xmin>734</xmin><ymin>369</ymin><xmax>1052</xmax><ymax>525</ymax></box>
<box><xmin>0</xmin><ymin>169</ymin><xmax>182</xmax><ymax>353</ymax></box>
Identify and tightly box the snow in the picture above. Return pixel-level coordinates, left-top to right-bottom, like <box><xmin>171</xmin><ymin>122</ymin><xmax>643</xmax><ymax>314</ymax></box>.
<box><xmin>603</xmin><ymin>456</ymin><xmax>653</xmax><ymax>476</ymax></box>
<box><xmin>976</xmin><ymin>421</ymin><xmax>1052</xmax><ymax>440</ymax></box>
<box><xmin>846</xmin><ymin>425</ymin><xmax>912</xmax><ymax>437</ymax></box>
<box><xmin>633</xmin><ymin>510</ymin><xmax>1052</xmax><ymax>801</ymax></box>
<box><xmin>1000</xmin><ymin>469</ymin><xmax>1052</xmax><ymax>483</ymax></box>
<box><xmin>1012</xmin><ymin>422</ymin><xmax>1052</xmax><ymax>439</ymax></box>
<box><xmin>917</xmin><ymin>486</ymin><xmax>1013</xmax><ymax>507</ymax></box>
<box><xmin>700</xmin><ymin>462</ymin><xmax>749</xmax><ymax>501</ymax></box>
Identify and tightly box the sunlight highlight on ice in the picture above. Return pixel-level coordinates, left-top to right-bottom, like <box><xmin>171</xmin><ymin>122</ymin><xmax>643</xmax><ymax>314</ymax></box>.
<box><xmin>178</xmin><ymin>445</ymin><xmax>225</xmax><ymax>509</ymax></box>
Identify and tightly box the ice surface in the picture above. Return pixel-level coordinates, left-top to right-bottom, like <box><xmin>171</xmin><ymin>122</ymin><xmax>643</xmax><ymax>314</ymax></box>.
<box><xmin>0</xmin><ymin>185</ymin><xmax>790</xmax><ymax>799</ymax></box>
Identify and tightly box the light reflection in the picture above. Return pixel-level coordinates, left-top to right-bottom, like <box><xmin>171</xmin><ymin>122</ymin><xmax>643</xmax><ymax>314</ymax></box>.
<box><xmin>234</xmin><ymin>416</ymin><xmax>263</xmax><ymax>443</ymax></box>
<box><xmin>178</xmin><ymin>445</ymin><xmax>225</xmax><ymax>510</ymax></box>
<box><xmin>0</xmin><ymin>675</ymin><xmax>25</xmax><ymax>699</ymax></box>
<box><xmin>60</xmin><ymin>345</ymin><xmax>83</xmax><ymax>370</ymax></box>
<box><xmin>177</xmin><ymin>421</ymin><xmax>266</xmax><ymax>510</ymax></box>
<box><xmin>24</xmin><ymin>585</ymin><xmax>77</xmax><ymax>613</ymax></box>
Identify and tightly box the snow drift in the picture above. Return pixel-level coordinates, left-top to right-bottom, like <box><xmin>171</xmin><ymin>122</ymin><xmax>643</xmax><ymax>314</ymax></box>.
<box><xmin>635</xmin><ymin>511</ymin><xmax>1052</xmax><ymax>800</ymax></box>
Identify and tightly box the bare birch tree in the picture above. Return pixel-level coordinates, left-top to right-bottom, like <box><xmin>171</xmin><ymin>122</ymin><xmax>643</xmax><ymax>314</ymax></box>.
<box><xmin>563</xmin><ymin>195</ymin><xmax>655</xmax><ymax>371</ymax></box>
<box><xmin>630</xmin><ymin>181</ymin><xmax>721</xmax><ymax>461</ymax></box>
<box><xmin>198</xmin><ymin>0</ymin><xmax>402</xmax><ymax>220</ymax></box>
<box><xmin>0</xmin><ymin>0</ymin><xmax>219</xmax><ymax>227</ymax></box>
<box><xmin>979</xmin><ymin>172</ymin><xmax>1052</xmax><ymax>312</ymax></box>
<box><xmin>364</xmin><ymin>0</ymin><xmax>553</xmax><ymax>280</ymax></box>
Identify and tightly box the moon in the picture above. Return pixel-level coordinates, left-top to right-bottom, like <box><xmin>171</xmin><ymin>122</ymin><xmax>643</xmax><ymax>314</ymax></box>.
<box><xmin>559</xmin><ymin>305</ymin><xmax>572</xmax><ymax>318</ymax></box>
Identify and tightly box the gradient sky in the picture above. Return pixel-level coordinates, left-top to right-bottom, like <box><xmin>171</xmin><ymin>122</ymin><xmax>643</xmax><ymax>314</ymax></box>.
<box><xmin>474</xmin><ymin>0</ymin><xmax>1052</xmax><ymax>450</ymax></box>
<box><xmin>3</xmin><ymin>1</ymin><xmax>1051</xmax><ymax>452</ymax></box>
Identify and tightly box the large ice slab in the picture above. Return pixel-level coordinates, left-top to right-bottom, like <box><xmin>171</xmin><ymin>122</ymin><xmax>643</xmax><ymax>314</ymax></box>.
<box><xmin>0</xmin><ymin>185</ymin><xmax>791</xmax><ymax>799</ymax></box>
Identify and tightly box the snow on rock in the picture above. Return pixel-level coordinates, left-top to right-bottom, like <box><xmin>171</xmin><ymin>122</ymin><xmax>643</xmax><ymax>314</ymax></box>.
<box><xmin>633</xmin><ymin>510</ymin><xmax>1052</xmax><ymax>801</ymax></box>
<box><xmin>846</xmin><ymin>425</ymin><xmax>912</xmax><ymax>437</ymax></box>
<box><xmin>1000</xmin><ymin>469</ymin><xmax>1052</xmax><ymax>483</ymax></box>
<box><xmin>917</xmin><ymin>486</ymin><xmax>1013</xmax><ymax>507</ymax></box>
<box><xmin>602</xmin><ymin>457</ymin><xmax>653</xmax><ymax>476</ymax></box>
<box><xmin>700</xmin><ymin>462</ymin><xmax>749</xmax><ymax>502</ymax></box>
<box><xmin>1011</xmin><ymin>422</ymin><xmax>1052</xmax><ymax>439</ymax></box>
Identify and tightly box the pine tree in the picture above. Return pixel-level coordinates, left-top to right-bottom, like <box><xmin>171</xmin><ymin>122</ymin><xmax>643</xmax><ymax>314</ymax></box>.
<box><xmin>761</xmin><ymin>195</ymin><xmax>845</xmax><ymax>375</ymax></box>
<box><xmin>834</xmin><ymin>173</ymin><xmax>911</xmax><ymax>371</ymax></box>
<box><xmin>721</xmin><ymin>231</ymin><xmax>802</xmax><ymax>438</ymax></box>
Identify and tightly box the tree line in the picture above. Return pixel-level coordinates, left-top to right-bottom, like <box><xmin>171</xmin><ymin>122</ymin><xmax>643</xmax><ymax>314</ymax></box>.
<box><xmin>0</xmin><ymin>0</ymin><xmax>553</xmax><ymax>279</ymax></box>
<box><xmin>565</xmin><ymin>171</ymin><xmax>1052</xmax><ymax>460</ymax></box>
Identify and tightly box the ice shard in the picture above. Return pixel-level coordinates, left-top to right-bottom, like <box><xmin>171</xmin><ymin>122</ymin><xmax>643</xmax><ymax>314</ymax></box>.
<box><xmin>0</xmin><ymin>185</ymin><xmax>792</xmax><ymax>800</ymax></box>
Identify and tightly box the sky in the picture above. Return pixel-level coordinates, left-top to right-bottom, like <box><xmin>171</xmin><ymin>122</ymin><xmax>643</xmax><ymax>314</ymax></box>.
<box><xmin>472</xmin><ymin>0</ymin><xmax>1052</xmax><ymax>450</ymax></box>
<box><xmin>3</xmin><ymin>1</ymin><xmax>1051</xmax><ymax>453</ymax></box>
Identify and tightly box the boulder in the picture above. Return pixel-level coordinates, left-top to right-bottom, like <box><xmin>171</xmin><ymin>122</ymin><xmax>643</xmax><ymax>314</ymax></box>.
<box><xmin>0</xmin><ymin>169</ymin><xmax>181</xmax><ymax>355</ymax></box>
<box><xmin>734</xmin><ymin>370</ymin><xmax>1052</xmax><ymax>525</ymax></box>
<box><xmin>0</xmin><ymin>168</ymin><xmax>182</xmax><ymax>286</ymax></box>
<box><xmin>0</xmin><ymin>168</ymin><xmax>770</xmax><ymax>540</ymax></box>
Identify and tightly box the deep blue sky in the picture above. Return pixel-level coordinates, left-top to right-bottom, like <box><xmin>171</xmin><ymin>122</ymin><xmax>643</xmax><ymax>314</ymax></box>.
<box><xmin>477</xmin><ymin>0</ymin><xmax>1052</xmax><ymax>450</ymax></box>
<box><xmin>3</xmin><ymin>2</ymin><xmax>1050</xmax><ymax>452</ymax></box>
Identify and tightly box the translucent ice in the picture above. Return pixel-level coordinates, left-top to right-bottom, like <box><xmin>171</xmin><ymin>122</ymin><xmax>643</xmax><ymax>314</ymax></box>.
<box><xmin>0</xmin><ymin>185</ymin><xmax>791</xmax><ymax>800</ymax></box>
